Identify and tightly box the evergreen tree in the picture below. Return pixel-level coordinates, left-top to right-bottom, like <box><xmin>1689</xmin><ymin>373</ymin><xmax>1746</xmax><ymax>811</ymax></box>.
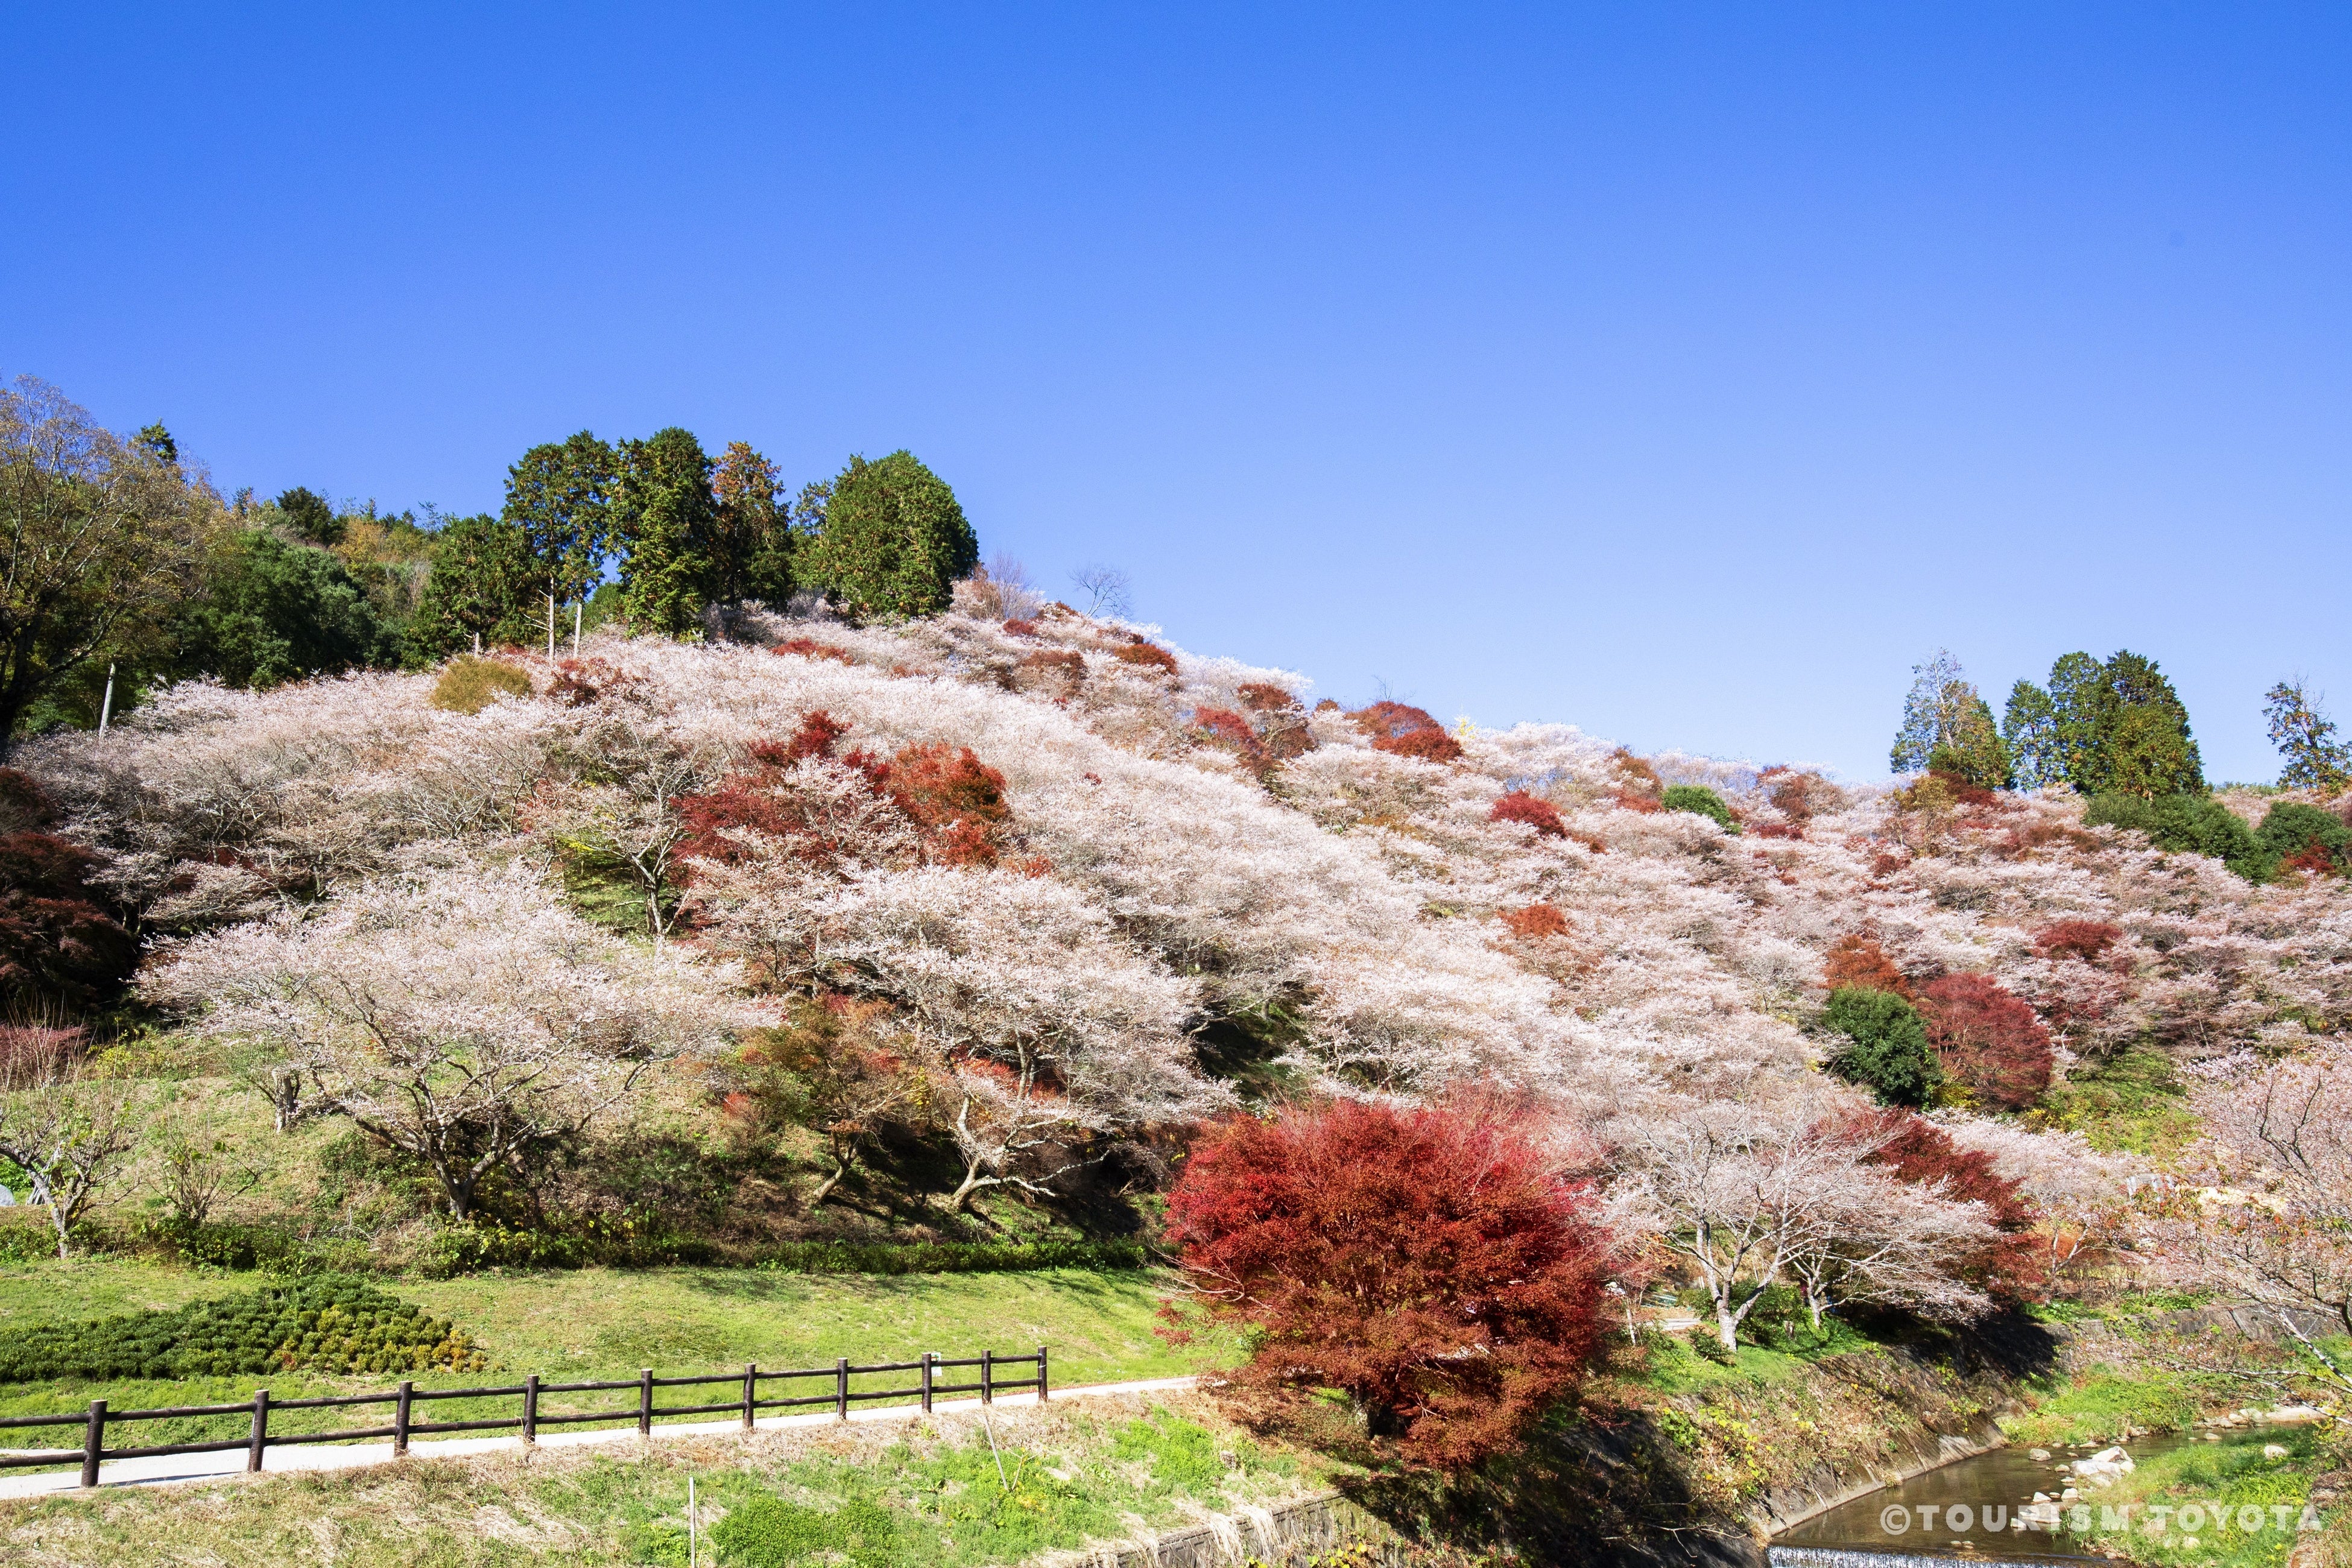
<box><xmin>274</xmin><ymin>487</ymin><xmax>344</xmax><ymax>548</ymax></box>
<box><xmin>1890</xmin><ymin>650</ymin><xmax>2011</xmax><ymax>788</ymax></box>
<box><xmin>2044</xmin><ymin>651</ymin><xmax>2108</xmax><ymax>788</ymax></box>
<box><xmin>704</xmin><ymin>441</ymin><xmax>794</xmax><ymax>619</ymax></box>
<box><xmin>800</xmin><ymin>450</ymin><xmax>978</xmax><ymax>621</ymax></box>
<box><xmin>134</xmin><ymin>423</ymin><xmax>177</xmax><ymax>467</ymax></box>
<box><xmin>611</xmin><ymin>427</ymin><xmax>718</xmax><ymax>637</ymax></box>
<box><xmin>168</xmin><ymin>530</ymin><xmax>393</xmax><ymax>688</ymax></box>
<box><xmin>411</xmin><ymin>514</ymin><xmax>536</xmax><ymax>659</ymax></box>
<box><xmin>2080</xmin><ymin>650</ymin><xmax>2204</xmax><ymax>797</ymax></box>
<box><xmin>2002</xmin><ymin>679</ymin><xmax>2063</xmax><ymax>788</ymax></box>
<box><xmin>1822</xmin><ymin>987</ymin><xmax>1941</xmax><ymax>1108</ymax></box>
<box><xmin>503</xmin><ymin>432</ymin><xmax>616</xmax><ymax>655</ymax></box>
<box><xmin>2265</xmin><ymin>679</ymin><xmax>2350</xmax><ymax>792</ymax></box>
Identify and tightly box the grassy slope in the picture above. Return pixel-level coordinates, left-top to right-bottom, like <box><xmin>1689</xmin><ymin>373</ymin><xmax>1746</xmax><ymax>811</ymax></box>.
<box><xmin>0</xmin><ymin>1259</ymin><xmax>1229</xmax><ymax>1454</ymax></box>
<box><xmin>0</xmin><ymin>1390</ymin><xmax>1331</xmax><ymax>1568</ymax></box>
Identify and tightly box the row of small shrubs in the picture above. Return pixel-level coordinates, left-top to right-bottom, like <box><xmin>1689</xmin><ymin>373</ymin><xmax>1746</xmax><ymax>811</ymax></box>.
<box><xmin>754</xmin><ymin>1238</ymin><xmax>1152</xmax><ymax>1276</ymax></box>
<box><xmin>0</xmin><ymin>1277</ymin><xmax>485</xmax><ymax>1384</ymax></box>
<box><xmin>2085</xmin><ymin>794</ymin><xmax>2350</xmax><ymax>882</ymax></box>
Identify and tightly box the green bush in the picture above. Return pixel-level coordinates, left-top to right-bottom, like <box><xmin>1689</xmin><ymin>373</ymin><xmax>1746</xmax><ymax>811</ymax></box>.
<box><xmin>2256</xmin><ymin>802</ymin><xmax>2351</xmax><ymax>873</ymax></box>
<box><xmin>1821</xmin><ymin>986</ymin><xmax>1940</xmax><ymax>1107</ymax></box>
<box><xmin>136</xmin><ymin>1218</ymin><xmax>373</xmax><ymax>1276</ymax></box>
<box><xmin>429</xmin><ymin>655</ymin><xmax>533</xmax><ymax>715</ymax></box>
<box><xmin>2084</xmin><ymin>792</ymin><xmax>2274</xmax><ymax>881</ymax></box>
<box><xmin>0</xmin><ymin>1277</ymin><xmax>485</xmax><ymax>1384</ymax></box>
<box><xmin>1660</xmin><ymin>784</ymin><xmax>1739</xmax><ymax>833</ymax></box>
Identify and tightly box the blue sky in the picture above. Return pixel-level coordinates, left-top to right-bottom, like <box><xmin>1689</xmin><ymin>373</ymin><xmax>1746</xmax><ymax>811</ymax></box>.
<box><xmin>6</xmin><ymin>4</ymin><xmax>2347</xmax><ymax>782</ymax></box>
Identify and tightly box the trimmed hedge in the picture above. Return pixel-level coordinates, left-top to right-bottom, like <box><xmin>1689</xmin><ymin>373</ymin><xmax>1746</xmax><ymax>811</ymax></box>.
<box><xmin>0</xmin><ymin>1277</ymin><xmax>485</xmax><ymax>1384</ymax></box>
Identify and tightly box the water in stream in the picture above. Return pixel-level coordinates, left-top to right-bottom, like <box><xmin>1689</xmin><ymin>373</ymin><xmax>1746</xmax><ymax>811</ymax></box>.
<box><xmin>1769</xmin><ymin>1433</ymin><xmax>2207</xmax><ymax>1567</ymax></box>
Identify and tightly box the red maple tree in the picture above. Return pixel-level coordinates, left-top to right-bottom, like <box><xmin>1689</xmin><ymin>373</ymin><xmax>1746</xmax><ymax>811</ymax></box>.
<box><xmin>1164</xmin><ymin>1099</ymin><xmax>1613</xmax><ymax>1468</ymax></box>
<box><xmin>1489</xmin><ymin>791</ymin><xmax>1569</xmax><ymax>839</ymax></box>
<box><xmin>1916</xmin><ymin>972</ymin><xmax>2053</xmax><ymax>1111</ymax></box>
<box><xmin>1821</xmin><ymin>933</ymin><xmax>1914</xmax><ymax>999</ymax></box>
<box><xmin>1842</xmin><ymin>1108</ymin><xmax>2038</xmax><ymax>1299</ymax></box>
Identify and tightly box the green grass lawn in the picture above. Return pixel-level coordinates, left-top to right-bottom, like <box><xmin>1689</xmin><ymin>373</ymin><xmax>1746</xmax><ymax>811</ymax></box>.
<box><xmin>2066</xmin><ymin>1426</ymin><xmax>2327</xmax><ymax>1568</ymax></box>
<box><xmin>0</xmin><ymin>1258</ymin><xmax>1231</xmax><ymax>1462</ymax></box>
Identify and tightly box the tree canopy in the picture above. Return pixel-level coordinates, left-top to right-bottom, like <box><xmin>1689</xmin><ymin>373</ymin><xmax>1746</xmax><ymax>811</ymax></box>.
<box><xmin>2004</xmin><ymin>649</ymin><xmax>2203</xmax><ymax>798</ymax></box>
<box><xmin>800</xmin><ymin>451</ymin><xmax>978</xmax><ymax>621</ymax></box>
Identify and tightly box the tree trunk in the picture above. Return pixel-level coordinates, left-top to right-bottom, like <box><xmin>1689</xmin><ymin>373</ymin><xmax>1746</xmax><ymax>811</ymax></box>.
<box><xmin>948</xmin><ymin>1160</ymin><xmax>991</xmax><ymax>1213</ymax></box>
<box><xmin>48</xmin><ymin>1197</ymin><xmax>71</xmax><ymax>1262</ymax></box>
<box><xmin>546</xmin><ymin>593</ymin><xmax>556</xmax><ymax>659</ymax></box>
<box><xmin>1715</xmin><ymin>1306</ymin><xmax>1740</xmax><ymax>1355</ymax></box>
<box><xmin>808</xmin><ymin>1151</ymin><xmax>852</xmax><ymax>1208</ymax></box>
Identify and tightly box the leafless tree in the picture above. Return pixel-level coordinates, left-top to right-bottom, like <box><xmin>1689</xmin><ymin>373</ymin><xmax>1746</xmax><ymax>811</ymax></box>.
<box><xmin>1069</xmin><ymin>563</ymin><xmax>1133</xmax><ymax>619</ymax></box>
<box><xmin>0</xmin><ymin>1040</ymin><xmax>139</xmax><ymax>1259</ymax></box>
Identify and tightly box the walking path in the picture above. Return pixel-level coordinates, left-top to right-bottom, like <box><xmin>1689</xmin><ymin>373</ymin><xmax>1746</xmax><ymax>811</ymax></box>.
<box><xmin>0</xmin><ymin>1374</ymin><xmax>1201</xmax><ymax>1499</ymax></box>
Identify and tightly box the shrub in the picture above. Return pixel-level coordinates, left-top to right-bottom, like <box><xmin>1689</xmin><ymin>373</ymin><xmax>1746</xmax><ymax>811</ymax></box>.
<box><xmin>799</xmin><ymin>450</ymin><xmax>978</xmax><ymax>621</ymax></box>
<box><xmin>2084</xmin><ymin>792</ymin><xmax>2272</xmax><ymax>880</ymax></box>
<box><xmin>1916</xmin><ymin>972</ymin><xmax>2053</xmax><ymax>1111</ymax></box>
<box><xmin>1165</xmin><ymin>1098</ymin><xmax>1611</xmax><ymax>1468</ymax></box>
<box><xmin>0</xmin><ymin>770</ymin><xmax>133</xmax><ymax>1010</ymax></box>
<box><xmin>1352</xmin><ymin>701</ymin><xmax>1464</xmax><ymax>764</ymax></box>
<box><xmin>774</xmin><ymin>636</ymin><xmax>856</xmax><ymax>665</ymax></box>
<box><xmin>1193</xmin><ymin>707</ymin><xmax>1268</xmax><ymax>771</ymax></box>
<box><xmin>1488</xmin><ymin>791</ymin><xmax>1567</xmax><ymax>839</ymax></box>
<box><xmin>1112</xmin><ymin>638</ymin><xmax>1178</xmax><ymax>675</ymax></box>
<box><xmin>1821</xmin><ymin>987</ymin><xmax>1940</xmax><ymax>1107</ymax></box>
<box><xmin>0</xmin><ymin>1277</ymin><xmax>485</xmax><ymax>1383</ymax></box>
<box><xmin>1236</xmin><ymin>683</ymin><xmax>1296</xmax><ymax>712</ymax></box>
<box><xmin>1821</xmin><ymin>934</ymin><xmax>1912</xmax><ymax>997</ymax></box>
<box><xmin>889</xmin><ymin>742</ymin><xmax>1011</xmax><ymax>865</ymax></box>
<box><xmin>2034</xmin><ymin>920</ymin><xmax>2123</xmax><ymax>961</ymax></box>
<box><xmin>1021</xmin><ymin>648</ymin><xmax>1085</xmax><ymax>682</ymax></box>
<box><xmin>2256</xmin><ymin>802</ymin><xmax>2351</xmax><ymax>875</ymax></box>
<box><xmin>429</xmin><ymin>655</ymin><xmax>532</xmax><ymax>715</ymax></box>
<box><xmin>1499</xmin><ymin>903</ymin><xmax>1569</xmax><ymax>940</ymax></box>
<box><xmin>1660</xmin><ymin>784</ymin><xmax>1738</xmax><ymax>832</ymax></box>
<box><xmin>1001</xmin><ymin>617</ymin><xmax>1038</xmax><ymax>637</ymax></box>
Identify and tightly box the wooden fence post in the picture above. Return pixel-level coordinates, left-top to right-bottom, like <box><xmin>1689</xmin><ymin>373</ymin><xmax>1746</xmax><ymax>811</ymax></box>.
<box><xmin>79</xmin><ymin>1399</ymin><xmax>104</xmax><ymax>1489</ymax></box>
<box><xmin>247</xmin><ymin>1388</ymin><xmax>270</xmax><ymax>1473</ymax></box>
<box><xmin>523</xmin><ymin>1374</ymin><xmax>539</xmax><ymax>1444</ymax></box>
<box><xmin>1037</xmin><ymin>1344</ymin><xmax>1049</xmax><ymax>1402</ymax></box>
<box><xmin>742</xmin><ymin>1362</ymin><xmax>757</xmax><ymax>1430</ymax></box>
<box><xmin>638</xmin><ymin>1368</ymin><xmax>653</xmax><ymax>1438</ymax></box>
<box><xmin>835</xmin><ymin>1356</ymin><xmax>849</xmax><ymax>1421</ymax></box>
<box><xmin>920</xmin><ymin>1352</ymin><xmax>934</xmax><ymax>1414</ymax></box>
<box><xmin>394</xmin><ymin>1381</ymin><xmax>413</xmax><ymax>1456</ymax></box>
<box><xmin>981</xmin><ymin>1348</ymin><xmax>993</xmax><ymax>1405</ymax></box>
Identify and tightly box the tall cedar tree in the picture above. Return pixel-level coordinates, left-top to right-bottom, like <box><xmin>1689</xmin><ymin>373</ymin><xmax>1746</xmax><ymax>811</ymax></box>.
<box><xmin>412</xmin><ymin>514</ymin><xmax>537</xmax><ymax>657</ymax></box>
<box><xmin>800</xmin><ymin>451</ymin><xmax>978</xmax><ymax>621</ymax></box>
<box><xmin>503</xmin><ymin>432</ymin><xmax>615</xmax><ymax>654</ymax></box>
<box><xmin>273</xmin><ymin>486</ymin><xmax>344</xmax><ymax>548</ymax></box>
<box><xmin>2009</xmin><ymin>650</ymin><xmax>2204</xmax><ymax>798</ymax></box>
<box><xmin>1165</xmin><ymin>1098</ymin><xmax>1611</xmax><ymax>1468</ymax></box>
<box><xmin>0</xmin><ymin>377</ymin><xmax>208</xmax><ymax>754</ymax></box>
<box><xmin>1891</xmin><ymin>650</ymin><xmax>2009</xmax><ymax>789</ymax></box>
<box><xmin>2266</xmin><ymin>680</ymin><xmax>2351</xmax><ymax>792</ymax></box>
<box><xmin>612</xmin><ymin>428</ymin><xmax>719</xmax><ymax>637</ymax></box>
<box><xmin>706</xmin><ymin>441</ymin><xmax>795</xmax><ymax>616</ymax></box>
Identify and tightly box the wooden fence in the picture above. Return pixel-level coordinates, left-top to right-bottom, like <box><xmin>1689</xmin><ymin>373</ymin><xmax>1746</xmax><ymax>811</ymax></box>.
<box><xmin>0</xmin><ymin>1345</ymin><xmax>1047</xmax><ymax>1488</ymax></box>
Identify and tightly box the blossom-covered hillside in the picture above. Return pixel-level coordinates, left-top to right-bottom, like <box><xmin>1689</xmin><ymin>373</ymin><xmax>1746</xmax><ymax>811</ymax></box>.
<box><xmin>22</xmin><ymin>586</ymin><xmax>2352</xmax><ymax>1315</ymax></box>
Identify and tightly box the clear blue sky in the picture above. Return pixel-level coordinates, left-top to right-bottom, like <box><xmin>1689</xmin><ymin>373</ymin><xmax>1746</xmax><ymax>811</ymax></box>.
<box><xmin>7</xmin><ymin>5</ymin><xmax>2347</xmax><ymax>782</ymax></box>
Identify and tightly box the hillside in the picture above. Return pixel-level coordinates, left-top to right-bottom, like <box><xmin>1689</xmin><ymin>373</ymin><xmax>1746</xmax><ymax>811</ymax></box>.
<box><xmin>7</xmin><ymin>587</ymin><xmax>2347</xmax><ymax>1274</ymax></box>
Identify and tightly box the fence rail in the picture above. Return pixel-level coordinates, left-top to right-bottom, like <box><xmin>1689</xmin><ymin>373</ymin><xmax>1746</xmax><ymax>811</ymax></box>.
<box><xmin>0</xmin><ymin>1344</ymin><xmax>1048</xmax><ymax>1487</ymax></box>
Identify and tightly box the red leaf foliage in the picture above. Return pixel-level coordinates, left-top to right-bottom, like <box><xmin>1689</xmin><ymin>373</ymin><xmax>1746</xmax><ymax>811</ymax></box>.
<box><xmin>546</xmin><ymin>657</ymin><xmax>637</xmax><ymax>707</ymax></box>
<box><xmin>1821</xmin><ymin>934</ymin><xmax>1914</xmax><ymax>999</ymax></box>
<box><xmin>773</xmin><ymin>637</ymin><xmax>855</xmax><ymax>665</ymax></box>
<box><xmin>0</xmin><ymin>771</ymin><xmax>133</xmax><ymax>1010</ymax></box>
<box><xmin>1002</xmin><ymin>619</ymin><xmax>1038</xmax><ymax>637</ymax></box>
<box><xmin>1193</xmin><ymin>707</ymin><xmax>1269</xmax><ymax>773</ymax></box>
<box><xmin>1113</xmin><ymin>638</ymin><xmax>1179</xmax><ymax>675</ymax></box>
<box><xmin>1499</xmin><ymin>903</ymin><xmax>1570</xmax><ymax>940</ymax></box>
<box><xmin>1488</xmin><ymin>791</ymin><xmax>1568</xmax><ymax>839</ymax></box>
<box><xmin>1164</xmin><ymin>1099</ymin><xmax>1613</xmax><ymax>1468</ymax></box>
<box><xmin>2033</xmin><ymin>920</ymin><xmax>2122</xmax><ymax>962</ymax></box>
<box><xmin>1351</xmin><ymin>702</ymin><xmax>1464</xmax><ymax>765</ymax></box>
<box><xmin>1236</xmin><ymin>683</ymin><xmax>1297</xmax><ymax>712</ymax></box>
<box><xmin>1917</xmin><ymin>973</ymin><xmax>2053</xmax><ymax>1111</ymax></box>
<box><xmin>1841</xmin><ymin>1108</ymin><xmax>2037</xmax><ymax>1298</ymax></box>
<box><xmin>888</xmin><ymin>743</ymin><xmax>1013</xmax><ymax>866</ymax></box>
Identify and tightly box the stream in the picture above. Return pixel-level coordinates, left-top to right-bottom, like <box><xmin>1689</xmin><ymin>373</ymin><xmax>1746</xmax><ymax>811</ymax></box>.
<box><xmin>1768</xmin><ymin>1433</ymin><xmax>2209</xmax><ymax>1568</ymax></box>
